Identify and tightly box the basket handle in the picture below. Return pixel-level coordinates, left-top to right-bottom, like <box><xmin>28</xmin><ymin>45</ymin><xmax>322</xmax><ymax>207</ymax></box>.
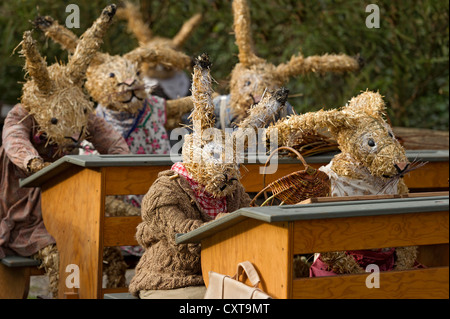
<box><xmin>262</xmin><ymin>146</ymin><xmax>310</xmax><ymax>191</ymax></box>
<box><xmin>249</xmin><ymin>184</ymin><xmax>273</xmax><ymax>206</ymax></box>
<box><xmin>249</xmin><ymin>146</ymin><xmax>311</xmax><ymax>206</ymax></box>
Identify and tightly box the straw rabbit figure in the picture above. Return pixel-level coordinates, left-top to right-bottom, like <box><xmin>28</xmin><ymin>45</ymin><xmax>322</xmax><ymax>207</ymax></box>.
<box><xmin>34</xmin><ymin>6</ymin><xmax>195</xmax><ymax>272</ymax></box>
<box><xmin>34</xmin><ymin>10</ymin><xmax>199</xmax><ymax>219</ymax></box>
<box><xmin>129</xmin><ymin>53</ymin><xmax>289</xmax><ymax>297</ymax></box>
<box><xmin>267</xmin><ymin>90</ymin><xmax>423</xmax><ymax>276</ymax></box>
<box><xmin>0</xmin><ymin>5</ymin><xmax>133</xmax><ymax>297</ymax></box>
<box><xmin>34</xmin><ymin>13</ymin><xmax>195</xmax><ymax>136</ymax></box>
<box><xmin>116</xmin><ymin>1</ymin><xmax>202</xmax><ymax>100</ymax></box>
<box><xmin>194</xmin><ymin>0</ymin><xmax>363</xmax><ymax>130</ymax></box>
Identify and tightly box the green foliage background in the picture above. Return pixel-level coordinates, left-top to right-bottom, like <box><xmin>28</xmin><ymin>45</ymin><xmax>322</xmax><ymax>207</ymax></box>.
<box><xmin>0</xmin><ymin>0</ymin><xmax>448</xmax><ymax>129</ymax></box>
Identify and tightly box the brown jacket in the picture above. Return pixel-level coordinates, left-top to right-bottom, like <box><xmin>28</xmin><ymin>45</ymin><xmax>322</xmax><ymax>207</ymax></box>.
<box><xmin>129</xmin><ymin>169</ymin><xmax>251</xmax><ymax>294</ymax></box>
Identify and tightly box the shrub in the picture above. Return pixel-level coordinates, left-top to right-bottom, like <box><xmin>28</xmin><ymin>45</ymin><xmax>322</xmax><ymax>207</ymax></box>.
<box><xmin>0</xmin><ymin>0</ymin><xmax>448</xmax><ymax>129</ymax></box>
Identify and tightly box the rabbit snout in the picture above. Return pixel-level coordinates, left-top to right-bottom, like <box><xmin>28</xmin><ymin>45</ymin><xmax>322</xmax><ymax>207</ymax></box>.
<box><xmin>381</xmin><ymin>161</ymin><xmax>410</xmax><ymax>179</ymax></box>
<box><xmin>249</xmin><ymin>93</ymin><xmax>261</xmax><ymax>104</ymax></box>
<box><xmin>363</xmin><ymin>142</ymin><xmax>409</xmax><ymax>178</ymax></box>
<box><xmin>116</xmin><ymin>81</ymin><xmax>146</xmax><ymax>103</ymax></box>
<box><xmin>121</xmin><ymin>78</ymin><xmax>136</xmax><ymax>86</ymax></box>
<box><xmin>211</xmin><ymin>172</ymin><xmax>239</xmax><ymax>193</ymax></box>
<box><xmin>394</xmin><ymin>162</ymin><xmax>409</xmax><ymax>174</ymax></box>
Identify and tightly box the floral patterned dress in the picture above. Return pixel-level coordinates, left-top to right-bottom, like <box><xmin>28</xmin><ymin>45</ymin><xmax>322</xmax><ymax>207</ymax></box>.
<box><xmin>95</xmin><ymin>96</ymin><xmax>170</xmax><ymax>155</ymax></box>
<box><xmin>95</xmin><ymin>96</ymin><xmax>171</xmax><ymax>256</ymax></box>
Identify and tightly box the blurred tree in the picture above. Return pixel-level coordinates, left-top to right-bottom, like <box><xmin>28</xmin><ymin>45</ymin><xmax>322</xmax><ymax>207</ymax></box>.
<box><xmin>0</xmin><ymin>0</ymin><xmax>448</xmax><ymax>129</ymax></box>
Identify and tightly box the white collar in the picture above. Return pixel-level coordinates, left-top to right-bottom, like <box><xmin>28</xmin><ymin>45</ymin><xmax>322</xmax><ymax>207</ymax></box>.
<box><xmin>319</xmin><ymin>161</ymin><xmax>399</xmax><ymax>197</ymax></box>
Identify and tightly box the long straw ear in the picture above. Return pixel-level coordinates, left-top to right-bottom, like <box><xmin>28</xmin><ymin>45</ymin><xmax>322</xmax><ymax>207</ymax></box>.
<box><xmin>189</xmin><ymin>53</ymin><xmax>215</xmax><ymax>134</ymax></box>
<box><xmin>66</xmin><ymin>4</ymin><xmax>116</xmax><ymax>85</ymax></box>
<box><xmin>267</xmin><ymin>107</ymin><xmax>351</xmax><ymax>147</ymax></box>
<box><xmin>33</xmin><ymin>16</ymin><xmax>79</xmax><ymax>53</ymax></box>
<box><xmin>20</xmin><ymin>31</ymin><xmax>52</xmax><ymax>94</ymax></box>
<box><xmin>124</xmin><ymin>45</ymin><xmax>193</xmax><ymax>70</ymax></box>
<box><xmin>274</xmin><ymin>53</ymin><xmax>362</xmax><ymax>82</ymax></box>
<box><xmin>171</xmin><ymin>13</ymin><xmax>203</xmax><ymax>49</ymax></box>
<box><xmin>346</xmin><ymin>90</ymin><xmax>386</xmax><ymax>118</ymax></box>
<box><xmin>116</xmin><ymin>1</ymin><xmax>153</xmax><ymax>44</ymax></box>
<box><xmin>232</xmin><ymin>0</ymin><xmax>264</xmax><ymax>66</ymax></box>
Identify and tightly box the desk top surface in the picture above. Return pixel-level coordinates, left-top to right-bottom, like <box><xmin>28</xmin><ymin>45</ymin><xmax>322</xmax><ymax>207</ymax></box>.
<box><xmin>175</xmin><ymin>194</ymin><xmax>449</xmax><ymax>244</ymax></box>
<box><xmin>19</xmin><ymin>150</ymin><xmax>448</xmax><ymax>188</ymax></box>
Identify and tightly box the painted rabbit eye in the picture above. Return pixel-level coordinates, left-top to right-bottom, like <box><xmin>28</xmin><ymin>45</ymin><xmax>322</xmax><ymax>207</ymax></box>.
<box><xmin>136</xmin><ymin>71</ymin><xmax>140</xmax><ymax>76</ymax></box>
<box><xmin>109</xmin><ymin>73</ymin><xmax>115</xmax><ymax>78</ymax></box>
<box><xmin>368</xmin><ymin>138</ymin><xmax>376</xmax><ymax>147</ymax></box>
<box><xmin>244</xmin><ymin>81</ymin><xmax>251</xmax><ymax>86</ymax></box>
<box><xmin>50</xmin><ymin>117</ymin><xmax>58</xmax><ymax>125</ymax></box>
<box><xmin>388</xmin><ymin>131</ymin><xmax>393</xmax><ymax>138</ymax></box>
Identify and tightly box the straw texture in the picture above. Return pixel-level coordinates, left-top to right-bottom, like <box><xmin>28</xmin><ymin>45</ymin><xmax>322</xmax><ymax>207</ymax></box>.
<box><xmin>33</xmin><ymin>16</ymin><xmax>79</xmax><ymax>52</ymax></box>
<box><xmin>250</xmin><ymin>146</ymin><xmax>331</xmax><ymax>206</ymax></box>
<box><xmin>20</xmin><ymin>6</ymin><xmax>115</xmax><ymax>151</ymax></box>
<box><xmin>36</xmin><ymin>9</ymin><xmax>194</xmax><ymax>125</ymax></box>
<box><xmin>117</xmin><ymin>1</ymin><xmax>200</xmax><ymax>79</ymax></box>
<box><xmin>269</xmin><ymin>90</ymin><xmax>423</xmax><ymax>275</ymax></box>
<box><xmin>229</xmin><ymin>0</ymin><xmax>362</xmax><ymax>122</ymax></box>
<box><xmin>182</xmin><ymin>53</ymin><xmax>288</xmax><ymax>198</ymax></box>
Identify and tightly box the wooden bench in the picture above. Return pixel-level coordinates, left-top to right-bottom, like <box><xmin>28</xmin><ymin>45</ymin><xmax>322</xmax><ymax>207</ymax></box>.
<box><xmin>176</xmin><ymin>193</ymin><xmax>449</xmax><ymax>299</ymax></box>
<box><xmin>16</xmin><ymin>151</ymin><xmax>448</xmax><ymax>298</ymax></box>
<box><xmin>0</xmin><ymin>256</ymin><xmax>44</xmax><ymax>299</ymax></box>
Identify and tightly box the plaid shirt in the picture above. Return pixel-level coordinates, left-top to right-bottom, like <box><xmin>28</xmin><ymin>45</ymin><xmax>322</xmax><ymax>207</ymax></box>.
<box><xmin>171</xmin><ymin>162</ymin><xmax>227</xmax><ymax>218</ymax></box>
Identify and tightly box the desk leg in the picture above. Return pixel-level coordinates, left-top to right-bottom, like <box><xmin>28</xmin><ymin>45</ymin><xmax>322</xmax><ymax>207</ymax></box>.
<box><xmin>41</xmin><ymin>167</ymin><xmax>104</xmax><ymax>299</ymax></box>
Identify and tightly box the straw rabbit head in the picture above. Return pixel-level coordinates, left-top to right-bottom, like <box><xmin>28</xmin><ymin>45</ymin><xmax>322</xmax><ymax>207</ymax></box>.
<box><xmin>183</xmin><ymin>53</ymin><xmax>289</xmax><ymax>198</ymax></box>
<box><xmin>84</xmin><ymin>52</ymin><xmax>146</xmax><ymax>114</ymax></box>
<box><xmin>116</xmin><ymin>0</ymin><xmax>201</xmax><ymax>80</ymax></box>
<box><xmin>34</xmin><ymin>12</ymin><xmax>193</xmax><ymax>114</ymax></box>
<box><xmin>20</xmin><ymin>4</ymin><xmax>116</xmax><ymax>153</ymax></box>
<box><xmin>229</xmin><ymin>0</ymin><xmax>362</xmax><ymax>121</ymax></box>
<box><xmin>330</xmin><ymin>91</ymin><xmax>409</xmax><ymax>179</ymax></box>
<box><xmin>269</xmin><ymin>90</ymin><xmax>411</xmax><ymax>180</ymax></box>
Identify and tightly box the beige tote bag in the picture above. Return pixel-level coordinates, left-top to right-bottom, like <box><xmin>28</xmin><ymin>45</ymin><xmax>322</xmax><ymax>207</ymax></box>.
<box><xmin>204</xmin><ymin>261</ymin><xmax>272</xmax><ymax>299</ymax></box>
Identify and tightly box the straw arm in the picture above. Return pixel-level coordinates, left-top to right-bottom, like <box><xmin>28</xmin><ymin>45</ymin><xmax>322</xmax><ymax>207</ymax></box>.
<box><xmin>165</xmin><ymin>96</ymin><xmax>194</xmax><ymax>130</ymax></box>
<box><xmin>231</xmin><ymin>87</ymin><xmax>288</xmax><ymax>151</ymax></box>
<box><xmin>238</xmin><ymin>87</ymin><xmax>289</xmax><ymax>130</ymax></box>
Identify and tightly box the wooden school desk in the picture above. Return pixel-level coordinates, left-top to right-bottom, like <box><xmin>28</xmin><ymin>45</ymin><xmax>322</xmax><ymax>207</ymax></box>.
<box><xmin>18</xmin><ymin>150</ymin><xmax>448</xmax><ymax>298</ymax></box>
<box><xmin>176</xmin><ymin>193</ymin><xmax>449</xmax><ymax>299</ymax></box>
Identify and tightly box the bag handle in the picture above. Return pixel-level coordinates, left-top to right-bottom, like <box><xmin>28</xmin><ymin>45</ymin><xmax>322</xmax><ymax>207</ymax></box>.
<box><xmin>232</xmin><ymin>261</ymin><xmax>261</xmax><ymax>288</ymax></box>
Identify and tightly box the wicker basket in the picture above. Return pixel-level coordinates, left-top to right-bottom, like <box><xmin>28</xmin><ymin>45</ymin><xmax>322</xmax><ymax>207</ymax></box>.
<box><xmin>250</xmin><ymin>146</ymin><xmax>331</xmax><ymax>207</ymax></box>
